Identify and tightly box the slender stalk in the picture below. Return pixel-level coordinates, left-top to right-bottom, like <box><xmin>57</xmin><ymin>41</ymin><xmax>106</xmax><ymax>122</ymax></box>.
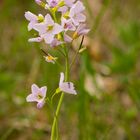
<box><xmin>51</xmin><ymin>49</ymin><xmax>69</xmax><ymax>140</ymax></box>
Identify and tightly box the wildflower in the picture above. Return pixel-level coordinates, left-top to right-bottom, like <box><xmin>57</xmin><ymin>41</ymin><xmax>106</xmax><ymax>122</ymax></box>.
<box><xmin>34</xmin><ymin>14</ymin><xmax>63</xmax><ymax>44</ymax></box>
<box><xmin>59</xmin><ymin>72</ymin><xmax>77</xmax><ymax>95</ymax></box>
<box><xmin>26</xmin><ymin>84</ymin><xmax>47</xmax><ymax>109</ymax></box>
<box><xmin>73</xmin><ymin>24</ymin><xmax>90</xmax><ymax>39</ymax></box>
<box><xmin>61</xmin><ymin>17</ymin><xmax>76</xmax><ymax>31</ymax></box>
<box><xmin>25</xmin><ymin>11</ymin><xmax>44</xmax><ymax>31</ymax></box>
<box><xmin>44</xmin><ymin>54</ymin><xmax>57</xmax><ymax>64</ymax></box>
<box><xmin>69</xmin><ymin>1</ymin><xmax>86</xmax><ymax>26</ymax></box>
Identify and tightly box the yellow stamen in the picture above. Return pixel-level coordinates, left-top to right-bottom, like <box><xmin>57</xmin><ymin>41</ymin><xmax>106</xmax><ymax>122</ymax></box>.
<box><xmin>58</xmin><ymin>1</ymin><xmax>65</xmax><ymax>7</ymax></box>
<box><xmin>47</xmin><ymin>25</ymin><xmax>53</xmax><ymax>31</ymax></box>
<box><xmin>72</xmin><ymin>32</ymin><xmax>78</xmax><ymax>39</ymax></box>
<box><xmin>37</xmin><ymin>94</ymin><xmax>43</xmax><ymax>100</ymax></box>
<box><xmin>47</xmin><ymin>55</ymin><xmax>54</xmax><ymax>61</ymax></box>
<box><xmin>63</xmin><ymin>11</ymin><xmax>70</xmax><ymax>19</ymax></box>
<box><xmin>37</xmin><ymin>15</ymin><xmax>44</xmax><ymax>22</ymax></box>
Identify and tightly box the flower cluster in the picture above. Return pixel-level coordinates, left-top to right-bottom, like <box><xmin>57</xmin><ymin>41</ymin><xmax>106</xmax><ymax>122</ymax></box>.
<box><xmin>25</xmin><ymin>0</ymin><xmax>89</xmax><ymax>46</ymax></box>
<box><xmin>26</xmin><ymin>73</ymin><xmax>77</xmax><ymax>108</ymax></box>
<box><xmin>25</xmin><ymin>0</ymin><xmax>89</xmax><ymax>109</ymax></box>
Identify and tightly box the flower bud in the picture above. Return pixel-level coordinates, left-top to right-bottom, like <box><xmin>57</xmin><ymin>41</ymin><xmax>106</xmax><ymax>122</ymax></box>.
<box><xmin>35</xmin><ymin>0</ymin><xmax>42</xmax><ymax>5</ymax></box>
<box><xmin>35</xmin><ymin>0</ymin><xmax>46</xmax><ymax>8</ymax></box>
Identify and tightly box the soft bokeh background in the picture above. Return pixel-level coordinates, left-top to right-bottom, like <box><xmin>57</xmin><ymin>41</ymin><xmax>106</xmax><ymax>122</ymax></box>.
<box><xmin>0</xmin><ymin>0</ymin><xmax>140</xmax><ymax>139</ymax></box>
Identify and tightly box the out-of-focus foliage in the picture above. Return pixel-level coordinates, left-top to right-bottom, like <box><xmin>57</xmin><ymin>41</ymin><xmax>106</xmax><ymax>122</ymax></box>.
<box><xmin>0</xmin><ymin>0</ymin><xmax>140</xmax><ymax>140</ymax></box>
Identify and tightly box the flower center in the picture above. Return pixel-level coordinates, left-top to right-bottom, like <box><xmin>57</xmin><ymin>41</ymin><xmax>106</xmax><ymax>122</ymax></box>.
<box><xmin>64</xmin><ymin>23</ymin><xmax>68</xmax><ymax>29</ymax></box>
<box><xmin>37</xmin><ymin>94</ymin><xmax>43</xmax><ymax>100</ymax></box>
<box><xmin>63</xmin><ymin>11</ymin><xmax>69</xmax><ymax>19</ymax></box>
<box><xmin>37</xmin><ymin>15</ymin><xmax>44</xmax><ymax>23</ymax></box>
<box><xmin>47</xmin><ymin>25</ymin><xmax>54</xmax><ymax>31</ymax></box>
<box><xmin>47</xmin><ymin>55</ymin><xmax>54</xmax><ymax>61</ymax></box>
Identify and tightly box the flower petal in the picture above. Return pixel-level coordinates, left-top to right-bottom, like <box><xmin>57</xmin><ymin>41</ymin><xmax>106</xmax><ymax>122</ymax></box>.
<box><xmin>64</xmin><ymin>34</ymin><xmax>72</xmax><ymax>43</ymax></box>
<box><xmin>31</xmin><ymin>84</ymin><xmax>40</xmax><ymax>94</ymax></box>
<box><xmin>28</xmin><ymin>22</ymin><xmax>35</xmax><ymax>31</ymax></box>
<box><xmin>40</xmin><ymin>86</ymin><xmax>47</xmax><ymax>98</ymax></box>
<box><xmin>26</xmin><ymin>94</ymin><xmax>38</xmax><ymax>102</ymax></box>
<box><xmin>45</xmin><ymin>14</ymin><xmax>54</xmax><ymax>25</ymax></box>
<box><xmin>60</xmin><ymin>82</ymin><xmax>77</xmax><ymax>95</ymax></box>
<box><xmin>59</xmin><ymin>72</ymin><xmax>64</xmax><ymax>86</ymax></box>
<box><xmin>58</xmin><ymin>6</ymin><xmax>68</xmax><ymax>14</ymax></box>
<box><xmin>28</xmin><ymin>37</ymin><xmax>43</xmax><ymax>42</ymax></box>
<box><xmin>33</xmin><ymin>23</ymin><xmax>47</xmax><ymax>35</ymax></box>
<box><xmin>42</xmin><ymin>33</ymin><xmax>54</xmax><ymax>44</ymax></box>
<box><xmin>25</xmin><ymin>11</ymin><xmax>37</xmax><ymax>21</ymax></box>
<box><xmin>75</xmin><ymin>13</ymin><xmax>86</xmax><ymax>22</ymax></box>
<box><xmin>53</xmin><ymin>23</ymin><xmax>63</xmax><ymax>34</ymax></box>
<box><xmin>37</xmin><ymin>100</ymin><xmax>45</xmax><ymax>109</ymax></box>
<box><xmin>73</xmin><ymin>1</ymin><xmax>85</xmax><ymax>13</ymax></box>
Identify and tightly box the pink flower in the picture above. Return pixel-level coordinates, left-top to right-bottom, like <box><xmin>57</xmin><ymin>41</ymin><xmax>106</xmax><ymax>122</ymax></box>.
<box><xmin>33</xmin><ymin>14</ymin><xmax>63</xmax><ymax>44</ymax></box>
<box><xmin>25</xmin><ymin>11</ymin><xmax>44</xmax><ymax>31</ymax></box>
<box><xmin>26</xmin><ymin>84</ymin><xmax>47</xmax><ymax>109</ymax></box>
<box><xmin>76</xmin><ymin>24</ymin><xmax>90</xmax><ymax>36</ymax></box>
<box><xmin>69</xmin><ymin>1</ymin><xmax>86</xmax><ymax>26</ymax></box>
<box><xmin>44</xmin><ymin>54</ymin><xmax>57</xmax><ymax>64</ymax></box>
<box><xmin>59</xmin><ymin>72</ymin><xmax>77</xmax><ymax>95</ymax></box>
<box><xmin>61</xmin><ymin>17</ymin><xmax>76</xmax><ymax>31</ymax></box>
<box><xmin>73</xmin><ymin>24</ymin><xmax>90</xmax><ymax>39</ymax></box>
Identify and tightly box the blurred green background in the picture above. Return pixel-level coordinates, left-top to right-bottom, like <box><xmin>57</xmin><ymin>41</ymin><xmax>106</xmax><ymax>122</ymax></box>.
<box><xmin>0</xmin><ymin>0</ymin><xmax>140</xmax><ymax>139</ymax></box>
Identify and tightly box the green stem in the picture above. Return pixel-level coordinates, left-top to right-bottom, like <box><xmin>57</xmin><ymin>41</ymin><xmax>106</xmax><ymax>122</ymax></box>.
<box><xmin>51</xmin><ymin>49</ymin><xmax>69</xmax><ymax>140</ymax></box>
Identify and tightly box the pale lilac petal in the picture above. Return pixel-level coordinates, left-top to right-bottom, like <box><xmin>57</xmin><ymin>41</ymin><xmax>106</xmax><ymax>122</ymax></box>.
<box><xmin>71</xmin><ymin>18</ymin><xmax>79</xmax><ymax>26</ymax></box>
<box><xmin>37</xmin><ymin>100</ymin><xmax>45</xmax><ymax>109</ymax></box>
<box><xmin>31</xmin><ymin>84</ymin><xmax>40</xmax><ymax>94</ymax></box>
<box><xmin>60</xmin><ymin>82</ymin><xmax>77</xmax><ymax>95</ymax></box>
<box><xmin>73</xmin><ymin>1</ymin><xmax>85</xmax><ymax>13</ymax></box>
<box><xmin>45</xmin><ymin>58</ymin><xmax>55</xmax><ymax>64</ymax></box>
<box><xmin>77</xmin><ymin>24</ymin><xmax>90</xmax><ymax>35</ymax></box>
<box><xmin>79</xmin><ymin>29</ymin><xmax>90</xmax><ymax>35</ymax></box>
<box><xmin>53</xmin><ymin>23</ymin><xmax>63</xmax><ymax>34</ymax></box>
<box><xmin>25</xmin><ymin>11</ymin><xmax>37</xmax><ymax>22</ymax></box>
<box><xmin>28</xmin><ymin>22</ymin><xmax>35</xmax><ymax>31</ymax></box>
<box><xmin>75</xmin><ymin>13</ymin><xmax>86</xmax><ymax>22</ymax></box>
<box><xmin>50</xmin><ymin>39</ymin><xmax>62</xmax><ymax>47</ymax></box>
<box><xmin>77</xmin><ymin>24</ymin><xmax>85</xmax><ymax>32</ymax></box>
<box><xmin>59</xmin><ymin>72</ymin><xmax>64</xmax><ymax>86</ymax></box>
<box><xmin>64</xmin><ymin>34</ymin><xmax>72</xmax><ymax>43</ymax></box>
<box><xmin>33</xmin><ymin>23</ymin><xmax>47</xmax><ymax>35</ymax></box>
<box><xmin>40</xmin><ymin>86</ymin><xmax>47</xmax><ymax>97</ymax></box>
<box><xmin>61</xmin><ymin>18</ymin><xmax>76</xmax><ymax>31</ymax></box>
<box><xmin>45</xmin><ymin>14</ymin><xmax>54</xmax><ymax>25</ymax></box>
<box><xmin>42</xmin><ymin>33</ymin><xmax>55</xmax><ymax>44</ymax></box>
<box><xmin>58</xmin><ymin>6</ymin><xmax>68</xmax><ymax>14</ymax></box>
<box><xmin>28</xmin><ymin>37</ymin><xmax>43</xmax><ymax>42</ymax></box>
<box><xmin>64</xmin><ymin>0</ymin><xmax>76</xmax><ymax>7</ymax></box>
<box><xmin>26</xmin><ymin>94</ymin><xmax>38</xmax><ymax>102</ymax></box>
